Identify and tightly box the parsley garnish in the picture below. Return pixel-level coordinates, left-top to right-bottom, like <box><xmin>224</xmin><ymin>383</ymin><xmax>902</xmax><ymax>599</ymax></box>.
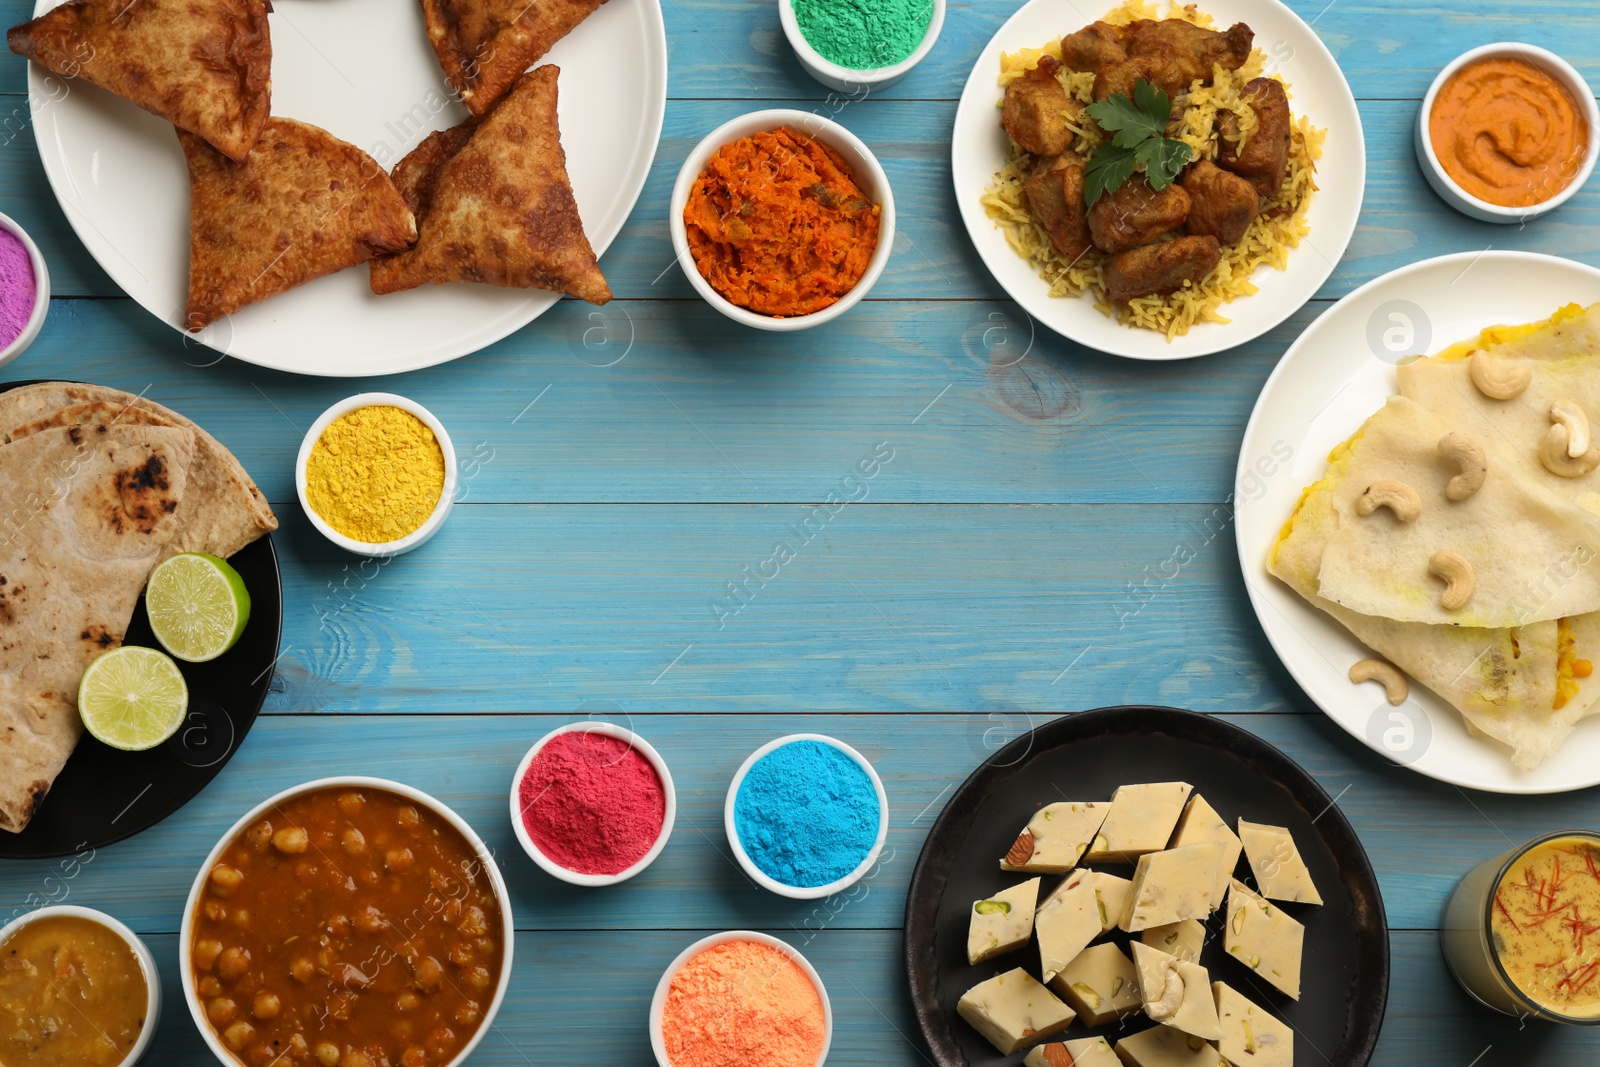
<box><xmin>1082</xmin><ymin>78</ymin><xmax>1194</xmax><ymax>207</ymax></box>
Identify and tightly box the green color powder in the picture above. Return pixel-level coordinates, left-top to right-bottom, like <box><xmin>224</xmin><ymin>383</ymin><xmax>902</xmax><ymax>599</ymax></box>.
<box><xmin>793</xmin><ymin>0</ymin><xmax>935</xmax><ymax>71</ymax></box>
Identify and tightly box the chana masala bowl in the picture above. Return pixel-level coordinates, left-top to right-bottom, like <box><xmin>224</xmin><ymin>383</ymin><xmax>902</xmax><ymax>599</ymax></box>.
<box><xmin>180</xmin><ymin>778</ymin><xmax>514</xmax><ymax>1067</ymax></box>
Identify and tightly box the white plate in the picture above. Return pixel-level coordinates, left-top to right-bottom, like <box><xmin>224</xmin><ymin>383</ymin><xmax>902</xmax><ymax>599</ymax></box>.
<box><xmin>951</xmin><ymin>0</ymin><xmax>1364</xmax><ymax>361</ymax></box>
<box><xmin>1236</xmin><ymin>251</ymin><xmax>1600</xmax><ymax>794</ymax></box>
<box><xmin>26</xmin><ymin>0</ymin><xmax>666</xmax><ymax>376</ymax></box>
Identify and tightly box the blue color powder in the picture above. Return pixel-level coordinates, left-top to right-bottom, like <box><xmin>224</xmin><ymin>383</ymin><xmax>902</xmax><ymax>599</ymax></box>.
<box><xmin>734</xmin><ymin>740</ymin><xmax>880</xmax><ymax>888</ymax></box>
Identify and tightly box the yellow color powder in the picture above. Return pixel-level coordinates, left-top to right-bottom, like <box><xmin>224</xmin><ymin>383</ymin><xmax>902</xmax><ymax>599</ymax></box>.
<box><xmin>304</xmin><ymin>405</ymin><xmax>444</xmax><ymax>543</ymax></box>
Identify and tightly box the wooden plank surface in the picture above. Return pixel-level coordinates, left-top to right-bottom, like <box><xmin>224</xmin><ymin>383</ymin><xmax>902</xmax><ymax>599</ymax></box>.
<box><xmin>1</xmin><ymin>0</ymin><xmax>1598</xmax><ymax>1062</ymax></box>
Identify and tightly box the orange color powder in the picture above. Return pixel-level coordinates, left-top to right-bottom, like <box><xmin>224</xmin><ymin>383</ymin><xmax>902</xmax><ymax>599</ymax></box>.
<box><xmin>660</xmin><ymin>939</ymin><xmax>826</xmax><ymax>1067</ymax></box>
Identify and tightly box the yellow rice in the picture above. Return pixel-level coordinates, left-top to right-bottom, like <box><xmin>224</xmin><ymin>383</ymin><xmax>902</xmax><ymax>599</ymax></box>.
<box><xmin>980</xmin><ymin>0</ymin><xmax>1326</xmax><ymax>340</ymax></box>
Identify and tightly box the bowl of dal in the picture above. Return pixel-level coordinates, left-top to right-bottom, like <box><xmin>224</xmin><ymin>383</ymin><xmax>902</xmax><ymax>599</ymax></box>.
<box><xmin>669</xmin><ymin>110</ymin><xmax>895</xmax><ymax>332</ymax></box>
<box><xmin>295</xmin><ymin>393</ymin><xmax>458</xmax><ymax>557</ymax></box>
<box><xmin>181</xmin><ymin>777</ymin><xmax>514</xmax><ymax>1067</ymax></box>
<box><xmin>0</xmin><ymin>904</ymin><xmax>159</xmax><ymax>1066</ymax></box>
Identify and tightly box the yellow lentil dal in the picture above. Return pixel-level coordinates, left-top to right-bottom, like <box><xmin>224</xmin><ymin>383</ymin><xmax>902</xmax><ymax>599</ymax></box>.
<box><xmin>304</xmin><ymin>405</ymin><xmax>445</xmax><ymax>544</ymax></box>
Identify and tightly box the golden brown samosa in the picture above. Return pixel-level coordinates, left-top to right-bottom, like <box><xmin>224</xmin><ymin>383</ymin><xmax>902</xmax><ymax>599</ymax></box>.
<box><xmin>421</xmin><ymin>0</ymin><xmax>606</xmax><ymax>116</ymax></box>
<box><xmin>7</xmin><ymin>0</ymin><xmax>271</xmax><ymax>161</ymax></box>
<box><xmin>182</xmin><ymin>117</ymin><xmax>418</xmax><ymax>329</ymax></box>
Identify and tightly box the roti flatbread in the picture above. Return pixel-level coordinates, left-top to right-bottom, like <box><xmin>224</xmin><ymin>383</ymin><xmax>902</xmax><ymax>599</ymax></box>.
<box><xmin>7</xmin><ymin>0</ymin><xmax>271</xmax><ymax>161</ymax></box>
<box><xmin>182</xmin><ymin>118</ymin><xmax>418</xmax><ymax>329</ymax></box>
<box><xmin>420</xmin><ymin>0</ymin><xmax>606</xmax><ymax>116</ymax></box>
<box><xmin>370</xmin><ymin>65</ymin><xmax>610</xmax><ymax>304</ymax></box>
<box><xmin>0</xmin><ymin>424</ymin><xmax>195</xmax><ymax>832</ymax></box>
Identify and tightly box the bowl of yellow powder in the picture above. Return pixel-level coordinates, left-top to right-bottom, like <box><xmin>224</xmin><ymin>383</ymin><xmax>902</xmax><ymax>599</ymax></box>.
<box><xmin>296</xmin><ymin>393</ymin><xmax>457</xmax><ymax>556</ymax></box>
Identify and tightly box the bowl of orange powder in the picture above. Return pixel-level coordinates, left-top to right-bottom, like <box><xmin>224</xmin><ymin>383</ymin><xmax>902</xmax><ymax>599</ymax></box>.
<box><xmin>670</xmin><ymin>110</ymin><xmax>895</xmax><ymax>331</ymax></box>
<box><xmin>1417</xmin><ymin>43</ymin><xmax>1599</xmax><ymax>223</ymax></box>
<box><xmin>650</xmin><ymin>931</ymin><xmax>832</xmax><ymax>1067</ymax></box>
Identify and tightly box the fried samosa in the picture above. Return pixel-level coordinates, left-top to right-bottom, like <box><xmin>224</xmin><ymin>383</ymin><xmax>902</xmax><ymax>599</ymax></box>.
<box><xmin>370</xmin><ymin>65</ymin><xmax>610</xmax><ymax>305</ymax></box>
<box><xmin>182</xmin><ymin>117</ymin><xmax>418</xmax><ymax>329</ymax></box>
<box><xmin>421</xmin><ymin>0</ymin><xmax>606</xmax><ymax>116</ymax></box>
<box><xmin>8</xmin><ymin>0</ymin><xmax>271</xmax><ymax>161</ymax></box>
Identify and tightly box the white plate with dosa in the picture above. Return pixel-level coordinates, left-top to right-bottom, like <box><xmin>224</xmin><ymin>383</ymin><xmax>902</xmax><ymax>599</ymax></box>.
<box><xmin>1238</xmin><ymin>251</ymin><xmax>1600</xmax><ymax>794</ymax></box>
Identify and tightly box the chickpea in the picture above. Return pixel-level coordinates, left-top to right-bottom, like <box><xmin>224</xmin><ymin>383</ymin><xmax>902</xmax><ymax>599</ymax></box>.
<box><xmin>457</xmin><ymin>905</ymin><xmax>488</xmax><ymax>937</ymax></box>
<box><xmin>454</xmin><ymin>1001</ymin><xmax>481</xmax><ymax>1026</ymax></box>
<box><xmin>290</xmin><ymin>957</ymin><xmax>315</xmax><ymax>983</ymax></box>
<box><xmin>232</xmin><ymin>908</ymin><xmax>251</xmax><ymax>928</ymax></box>
<box><xmin>413</xmin><ymin>956</ymin><xmax>443</xmax><ymax>992</ymax></box>
<box><xmin>345</xmin><ymin>1053</ymin><xmax>375</xmax><ymax>1067</ymax></box>
<box><xmin>252</xmin><ymin>991</ymin><xmax>281</xmax><ymax>1020</ymax></box>
<box><xmin>204</xmin><ymin>901</ymin><xmax>228</xmax><ymax>923</ymax></box>
<box><xmin>218</xmin><ymin>946</ymin><xmax>251</xmax><ymax>981</ymax></box>
<box><xmin>398</xmin><ymin>805</ymin><xmax>421</xmax><ymax>830</ymax></box>
<box><xmin>448</xmin><ymin>941</ymin><xmax>474</xmax><ymax>967</ymax></box>
<box><xmin>313</xmin><ymin>1041</ymin><xmax>340</xmax><ymax>1067</ymax></box>
<box><xmin>194</xmin><ymin>938</ymin><xmax>225</xmax><ymax>971</ymax></box>
<box><xmin>401</xmin><ymin>1048</ymin><xmax>428</xmax><ymax>1067</ymax></box>
<box><xmin>396</xmin><ymin>990</ymin><xmax>420</xmax><ymax>1012</ymax></box>
<box><xmin>425</xmin><ymin>1027</ymin><xmax>456</xmax><ymax>1057</ymax></box>
<box><xmin>341</xmin><ymin>828</ymin><xmax>367</xmax><ymax>854</ymax></box>
<box><xmin>245</xmin><ymin>820</ymin><xmax>273</xmax><ymax>850</ymax></box>
<box><xmin>355</xmin><ymin>906</ymin><xmax>387</xmax><ymax>935</ymax></box>
<box><xmin>223</xmin><ymin>1021</ymin><xmax>255</xmax><ymax>1051</ymax></box>
<box><xmin>286</xmin><ymin>1034</ymin><xmax>309</xmax><ymax>1057</ymax></box>
<box><xmin>210</xmin><ymin>865</ymin><xmax>244</xmax><ymax>895</ymax></box>
<box><xmin>385</xmin><ymin>848</ymin><xmax>414</xmax><ymax>873</ymax></box>
<box><xmin>327</xmin><ymin>913</ymin><xmax>351</xmax><ymax>936</ymax></box>
<box><xmin>207</xmin><ymin>996</ymin><xmax>237</xmax><ymax>1025</ymax></box>
<box><xmin>467</xmin><ymin>964</ymin><xmax>492</xmax><ymax>991</ymax></box>
<box><xmin>338</xmin><ymin>792</ymin><xmax>365</xmax><ymax>814</ymax></box>
<box><xmin>295</xmin><ymin>861</ymin><xmax>319</xmax><ymax>883</ymax></box>
<box><xmin>441</xmin><ymin>899</ymin><xmax>462</xmax><ymax>924</ymax></box>
<box><xmin>273</xmin><ymin>826</ymin><xmax>309</xmax><ymax>854</ymax></box>
<box><xmin>198</xmin><ymin>976</ymin><xmax>223</xmax><ymax>998</ymax></box>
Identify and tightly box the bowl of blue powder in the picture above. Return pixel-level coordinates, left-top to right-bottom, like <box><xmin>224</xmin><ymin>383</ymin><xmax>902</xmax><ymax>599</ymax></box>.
<box><xmin>726</xmin><ymin>734</ymin><xmax>888</xmax><ymax>899</ymax></box>
<box><xmin>779</xmin><ymin>0</ymin><xmax>944</xmax><ymax>94</ymax></box>
<box><xmin>0</xmin><ymin>212</ymin><xmax>48</xmax><ymax>369</ymax></box>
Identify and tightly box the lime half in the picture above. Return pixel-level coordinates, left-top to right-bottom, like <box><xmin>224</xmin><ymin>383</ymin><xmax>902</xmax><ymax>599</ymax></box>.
<box><xmin>78</xmin><ymin>647</ymin><xmax>188</xmax><ymax>751</ymax></box>
<box><xmin>145</xmin><ymin>552</ymin><xmax>251</xmax><ymax>663</ymax></box>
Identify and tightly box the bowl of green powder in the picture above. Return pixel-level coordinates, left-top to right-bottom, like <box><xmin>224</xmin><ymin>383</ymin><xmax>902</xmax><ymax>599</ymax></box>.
<box><xmin>780</xmin><ymin>0</ymin><xmax>943</xmax><ymax>93</ymax></box>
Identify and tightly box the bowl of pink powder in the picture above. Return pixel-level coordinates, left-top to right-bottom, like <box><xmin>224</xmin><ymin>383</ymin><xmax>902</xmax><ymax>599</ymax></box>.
<box><xmin>650</xmin><ymin>930</ymin><xmax>832</xmax><ymax>1067</ymax></box>
<box><xmin>0</xmin><ymin>212</ymin><xmax>48</xmax><ymax>368</ymax></box>
<box><xmin>509</xmin><ymin>721</ymin><xmax>676</xmax><ymax>887</ymax></box>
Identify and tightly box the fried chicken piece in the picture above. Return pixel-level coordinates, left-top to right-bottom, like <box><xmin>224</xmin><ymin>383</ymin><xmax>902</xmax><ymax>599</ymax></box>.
<box><xmin>8</xmin><ymin>0</ymin><xmax>271</xmax><ymax>161</ymax></box>
<box><xmin>1092</xmin><ymin>19</ymin><xmax>1253</xmax><ymax>99</ymax></box>
<box><xmin>181</xmin><ymin>119</ymin><xmax>417</xmax><ymax>329</ymax></box>
<box><xmin>1023</xmin><ymin>155</ymin><xmax>1091</xmax><ymax>261</ymax></box>
<box><xmin>1104</xmin><ymin>235</ymin><xmax>1221</xmax><ymax>303</ymax></box>
<box><xmin>1219</xmin><ymin>77</ymin><xmax>1292</xmax><ymax>199</ymax></box>
<box><xmin>370</xmin><ymin>65</ymin><xmax>611</xmax><ymax>305</ymax></box>
<box><xmin>1060</xmin><ymin>21</ymin><xmax>1126</xmax><ymax>71</ymax></box>
<box><xmin>1002</xmin><ymin>55</ymin><xmax>1081</xmax><ymax>157</ymax></box>
<box><xmin>1181</xmin><ymin>159</ymin><xmax>1259</xmax><ymax>244</ymax></box>
<box><xmin>422</xmin><ymin>0</ymin><xmax>608</xmax><ymax>116</ymax></box>
<box><xmin>1087</xmin><ymin>175</ymin><xmax>1190</xmax><ymax>253</ymax></box>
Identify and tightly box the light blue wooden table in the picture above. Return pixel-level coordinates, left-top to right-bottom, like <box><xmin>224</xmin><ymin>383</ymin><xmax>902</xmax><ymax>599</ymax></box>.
<box><xmin>2</xmin><ymin>0</ymin><xmax>1599</xmax><ymax>1063</ymax></box>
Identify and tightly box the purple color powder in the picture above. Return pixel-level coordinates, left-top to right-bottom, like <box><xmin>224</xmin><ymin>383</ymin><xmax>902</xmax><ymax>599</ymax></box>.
<box><xmin>0</xmin><ymin>229</ymin><xmax>36</xmax><ymax>350</ymax></box>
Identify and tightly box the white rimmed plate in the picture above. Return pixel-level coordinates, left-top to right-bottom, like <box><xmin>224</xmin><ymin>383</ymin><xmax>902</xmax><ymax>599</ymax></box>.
<box><xmin>1236</xmin><ymin>251</ymin><xmax>1600</xmax><ymax>794</ymax></box>
<box><xmin>951</xmin><ymin>0</ymin><xmax>1363</xmax><ymax>360</ymax></box>
<box><xmin>24</xmin><ymin>0</ymin><xmax>666</xmax><ymax>376</ymax></box>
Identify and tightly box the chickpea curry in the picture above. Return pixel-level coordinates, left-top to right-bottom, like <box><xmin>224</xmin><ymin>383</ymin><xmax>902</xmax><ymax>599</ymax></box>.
<box><xmin>189</xmin><ymin>786</ymin><xmax>505</xmax><ymax>1067</ymax></box>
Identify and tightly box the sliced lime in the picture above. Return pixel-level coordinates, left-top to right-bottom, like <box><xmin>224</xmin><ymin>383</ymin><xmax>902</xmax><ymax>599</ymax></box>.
<box><xmin>78</xmin><ymin>646</ymin><xmax>188</xmax><ymax>751</ymax></box>
<box><xmin>145</xmin><ymin>552</ymin><xmax>251</xmax><ymax>663</ymax></box>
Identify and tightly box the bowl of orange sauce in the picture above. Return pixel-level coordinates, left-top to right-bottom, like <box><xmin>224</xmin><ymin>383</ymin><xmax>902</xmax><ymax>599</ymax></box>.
<box><xmin>1417</xmin><ymin>43</ymin><xmax>1598</xmax><ymax>223</ymax></box>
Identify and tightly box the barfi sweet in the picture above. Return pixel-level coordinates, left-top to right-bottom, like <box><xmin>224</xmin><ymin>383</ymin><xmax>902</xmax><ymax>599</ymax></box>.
<box><xmin>1116</xmin><ymin>1025</ymin><xmax>1227</xmax><ymax>1067</ymax></box>
<box><xmin>1142</xmin><ymin>918</ymin><xmax>1207</xmax><ymax>964</ymax></box>
<box><xmin>1036</xmin><ymin>870</ymin><xmax>1102</xmax><ymax>982</ymax></box>
<box><xmin>1084</xmin><ymin>782</ymin><xmax>1193</xmax><ymax>862</ymax></box>
<box><xmin>969</xmin><ymin>876</ymin><xmax>1041</xmax><ymax>964</ymax></box>
<box><xmin>1132</xmin><ymin>941</ymin><xmax>1222</xmax><ymax>1041</ymax></box>
<box><xmin>1002</xmin><ymin>801</ymin><xmax>1109</xmax><ymax>873</ymax></box>
<box><xmin>1048</xmin><ymin>942</ymin><xmax>1141</xmax><ymax>1026</ymax></box>
<box><xmin>1224</xmin><ymin>880</ymin><xmax>1304</xmax><ymax>999</ymax></box>
<box><xmin>956</xmin><ymin>968</ymin><xmax>1075</xmax><ymax>1055</ymax></box>
<box><xmin>1120</xmin><ymin>841</ymin><xmax>1227</xmax><ymax>931</ymax></box>
<box><xmin>1085</xmin><ymin>870</ymin><xmax>1133</xmax><ymax>933</ymax></box>
<box><xmin>1171</xmin><ymin>795</ymin><xmax>1243</xmax><ymax>902</ymax></box>
<box><xmin>1213</xmin><ymin>981</ymin><xmax>1294</xmax><ymax>1067</ymax></box>
<box><xmin>1237</xmin><ymin>821</ymin><xmax>1323</xmax><ymax>905</ymax></box>
<box><xmin>1025</xmin><ymin>1036</ymin><xmax>1120</xmax><ymax>1067</ymax></box>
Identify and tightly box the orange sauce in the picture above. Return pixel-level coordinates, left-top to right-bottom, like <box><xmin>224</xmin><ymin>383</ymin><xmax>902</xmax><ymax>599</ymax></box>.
<box><xmin>1429</xmin><ymin>57</ymin><xmax>1588</xmax><ymax>208</ymax></box>
<box><xmin>1491</xmin><ymin>834</ymin><xmax>1600</xmax><ymax>1017</ymax></box>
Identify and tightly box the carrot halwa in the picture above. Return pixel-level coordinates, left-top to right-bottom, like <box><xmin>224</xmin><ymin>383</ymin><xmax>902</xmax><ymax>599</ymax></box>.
<box><xmin>683</xmin><ymin>126</ymin><xmax>881</xmax><ymax>317</ymax></box>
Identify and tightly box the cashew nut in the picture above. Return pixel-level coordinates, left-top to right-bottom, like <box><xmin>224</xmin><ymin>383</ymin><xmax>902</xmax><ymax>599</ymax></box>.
<box><xmin>1468</xmin><ymin>349</ymin><xmax>1532</xmax><ymax>400</ymax></box>
<box><xmin>1551</xmin><ymin>401</ymin><xmax>1593</xmax><ymax>458</ymax></box>
<box><xmin>1355</xmin><ymin>480</ymin><xmax>1421</xmax><ymax>522</ymax></box>
<box><xmin>1428</xmin><ymin>550</ymin><xmax>1476</xmax><ymax>611</ymax></box>
<box><xmin>1539</xmin><ymin>423</ymin><xmax>1600</xmax><ymax>479</ymax></box>
<box><xmin>1145</xmin><ymin>964</ymin><xmax>1185</xmax><ymax>1021</ymax></box>
<box><xmin>1349</xmin><ymin>658</ymin><xmax>1409</xmax><ymax>706</ymax></box>
<box><xmin>1438</xmin><ymin>432</ymin><xmax>1487</xmax><ymax>501</ymax></box>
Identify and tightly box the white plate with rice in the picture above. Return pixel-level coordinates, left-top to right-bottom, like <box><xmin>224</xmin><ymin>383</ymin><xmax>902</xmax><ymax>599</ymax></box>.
<box><xmin>951</xmin><ymin>0</ymin><xmax>1364</xmax><ymax>360</ymax></box>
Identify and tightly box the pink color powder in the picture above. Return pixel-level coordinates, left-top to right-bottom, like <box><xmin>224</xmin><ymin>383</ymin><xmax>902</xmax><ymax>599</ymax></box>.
<box><xmin>0</xmin><ymin>229</ymin><xmax>34</xmax><ymax>350</ymax></box>
<box><xmin>518</xmin><ymin>731</ymin><xmax>666</xmax><ymax>875</ymax></box>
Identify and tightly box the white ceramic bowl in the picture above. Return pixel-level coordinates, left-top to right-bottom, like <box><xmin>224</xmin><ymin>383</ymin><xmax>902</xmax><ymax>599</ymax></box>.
<box><xmin>180</xmin><ymin>776</ymin><xmax>514</xmax><ymax>1067</ymax></box>
<box><xmin>724</xmin><ymin>733</ymin><xmax>889</xmax><ymax>900</ymax></box>
<box><xmin>0</xmin><ymin>212</ymin><xmax>50</xmax><ymax>369</ymax></box>
<box><xmin>778</xmin><ymin>0</ymin><xmax>944</xmax><ymax>94</ymax></box>
<box><xmin>648</xmin><ymin>930</ymin><xmax>833</xmax><ymax>1067</ymax></box>
<box><xmin>509</xmin><ymin>720</ymin><xmax>677</xmax><ymax>887</ymax></box>
<box><xmin>1416</xmin><ymin>43</ymin><xmax>1600</xmax><ymax>223</ymax></box>
<box><xmin>669</xmin><ymin>110</ymin><xmax>896</xmax><ymax>332</ymax></box>
<box><xmin>0</xmin><ymin>904</ymin><xmax>160</xmax><ymax>1065</ymax></box>
<box><xmin>295</xmin><ymin>392</ymin><xmax>458</xmax><ymax>557</ymax></box>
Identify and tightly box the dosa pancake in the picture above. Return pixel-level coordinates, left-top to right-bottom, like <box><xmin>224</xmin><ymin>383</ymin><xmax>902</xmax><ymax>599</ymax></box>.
<box><xmin>7</xmin><ymin>0</ymin><xmax>271</xmax><ymax>162</ymax></box>
<box><xmin>182</xmin><ymin>118</ymin><xmax>418</xmax><ymax>329</ymax></box>
<box><xmin>369</xmin><ymin>66</ymin><xmax>610</xmax><ymax>304</ymax></box>
<box><xmin>1305</xmin><ymin>397</ymin><xmax>1600</xmax><ymax>628</ymax></box>
<box><xmin>0</xmin><ymin>424</ymin><xmax>195</xmax><ymax>832</ymax></box>
<box><xmin>420</xmin><ymin>0</ymin><xmax>606</xmax><ymax>116</ymax></box>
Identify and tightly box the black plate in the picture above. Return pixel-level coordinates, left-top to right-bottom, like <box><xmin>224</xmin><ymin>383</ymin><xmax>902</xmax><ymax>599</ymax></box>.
<box><xmin>0</xmin><ymin>381</ymin><xmax>283</xmax><ymax>858</ymax></box>
<box><xmin>904</xmin><ymin>706</ymin><xmax>1389</xmax><ymax>1067</ymax></box>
